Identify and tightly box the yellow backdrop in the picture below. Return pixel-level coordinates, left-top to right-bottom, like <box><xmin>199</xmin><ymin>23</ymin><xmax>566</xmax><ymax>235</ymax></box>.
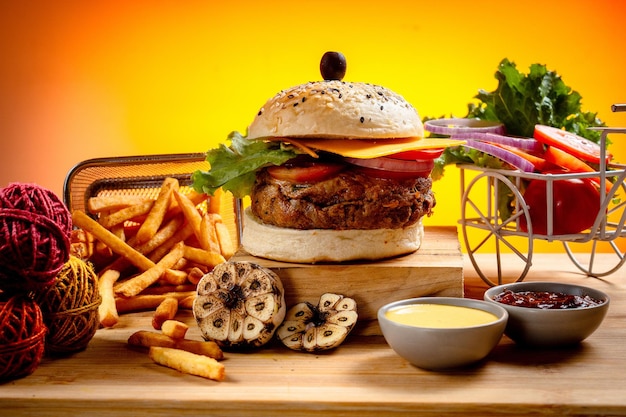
<box><xmin>1</xmin><ymin>0</ymin><xmax>625</xmax><ymax>254</ymax></box>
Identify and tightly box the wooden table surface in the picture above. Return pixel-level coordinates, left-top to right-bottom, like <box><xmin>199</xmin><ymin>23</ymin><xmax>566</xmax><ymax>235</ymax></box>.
<box><xmin>2</xmin><ymin>251</ymin><xmax>626</xmax><ymax>417</ymax></box>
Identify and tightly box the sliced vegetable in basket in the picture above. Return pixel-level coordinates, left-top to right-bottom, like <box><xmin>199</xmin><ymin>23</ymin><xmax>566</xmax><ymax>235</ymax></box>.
<box><xmin>519</xmin><ymin>173</ymin><xmax>601</xmax><ymax>235</ymax></box>
<box><xmin>534</xmin><ymin>125</ymin><xmax>611</xmax><ymax>165</ymax></box>
<box><xmin>451</xmin><ymin>132</ymin><xmax>543</xmax><ymax>153</ymax></box>
<box><xmin>461</xmin><ymin>139</ymin><xmax>536</xmax><ymax>173</ymax></box>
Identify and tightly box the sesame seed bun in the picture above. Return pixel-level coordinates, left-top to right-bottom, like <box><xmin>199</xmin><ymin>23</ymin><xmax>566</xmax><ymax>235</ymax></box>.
<box><xmin>247</xmin><ymin>80</ymin><xmax>423</xmax><ymax>140</ymax></box>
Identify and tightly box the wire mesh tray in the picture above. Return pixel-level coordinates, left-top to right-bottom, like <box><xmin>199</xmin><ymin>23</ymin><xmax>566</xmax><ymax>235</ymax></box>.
<box><xmin>63</xmin><ymin>152</ymin><xmax>240</xmax><ymax>246</ymax></box>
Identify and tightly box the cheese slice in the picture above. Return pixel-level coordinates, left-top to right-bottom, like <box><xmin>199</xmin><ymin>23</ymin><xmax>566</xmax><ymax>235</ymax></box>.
<box><xmin>289</xmin><ymin>137</ymin><xmax>465</xmax><ymax>159</ymax></box>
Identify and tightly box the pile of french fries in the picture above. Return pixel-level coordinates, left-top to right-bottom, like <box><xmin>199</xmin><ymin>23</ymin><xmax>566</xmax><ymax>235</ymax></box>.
<box><xmin>70</xmin><ymin>177</ymin><xmax>235</xmax><ymax>330</ymax></box>
<box><xmin>69</xmin><ymin>177</ymin><xmax>235</xmax><ymax>381</ymax></box>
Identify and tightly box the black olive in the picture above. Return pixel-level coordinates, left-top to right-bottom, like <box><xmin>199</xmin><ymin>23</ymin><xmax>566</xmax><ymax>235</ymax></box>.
<box><xmin>320</xmin><ymin>51</ymin><xmax>347</xmax><ymax>81</ymax></box>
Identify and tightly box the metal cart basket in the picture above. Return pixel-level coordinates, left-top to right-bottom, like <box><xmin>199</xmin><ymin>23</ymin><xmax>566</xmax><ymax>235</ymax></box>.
<box><xmin>459</xmin><ymin>104</ymin><xmax>626</xmax><ymax>286</ymax></box>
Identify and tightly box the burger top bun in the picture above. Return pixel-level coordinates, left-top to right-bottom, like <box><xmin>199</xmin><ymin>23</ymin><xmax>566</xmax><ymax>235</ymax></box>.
<box><xmin>247</xmin><ymin>80</ymin><xmax>424</xmax><ymax>140</ymax></box>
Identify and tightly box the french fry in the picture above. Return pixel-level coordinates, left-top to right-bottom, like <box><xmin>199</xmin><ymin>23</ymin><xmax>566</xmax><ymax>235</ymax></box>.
<box><xmin>72</xmin><ymin>210</ymin><xmax>155</xmax><ymax>271</ymax></box>
<box><xmin>128</xmin><ymin>330</ymin><xmax>224</xmax><ymax>360</ymax></box>
<box><xmin>128</xmin><ymin>330</ymin><xmax>176</xmax><ymax>348</ymax></box>
<box><xmin>98</xmin><ymin>269</ymin><xmax>121</xmax><ymax>328</ymax></box>
<box><xmin>174</xmin><ymin>339</ymin><xmax>224</xmax><ymax>360</ymax></box>
<box><xmin>152</xmin><ymin>297</ymin><xmax>179</xmax><ymax>330</ymax></box>
<box><xmin>115</xmin><ymin>291</ymin><xmax>195</xmax><ymax>313</ymax></box>
<box><xmin>135</xmin><ymin>177</ymin><xmax>179</xmax><ymax>244</ymax></box>
<box><xmin>173</xmin><ymin>190</ymin><xmax>206</xmax><ymax>249</ymax></box>
<box><xmin>149</xmin><ymin>346</ymin><xmax>225</xmax><ymax>381</ymax></box>
<box><xmin>161</xmin><ymin>320</ymin><xmax>189</xmax><ymax>340</ymax></box>
<box><xmin>183</xmin><ymin>245</ymin><xmax>225</xmax><ymax>268</ymax></box>
<box><xmin>208</xmin><ymin>187</ymin><xmax>223</xmax><ymax>214</ymax></box>
<box><xmin>214</xmin><ymin>219</ymin><xmax>235</xmax><ymax>259</ymax></box>
<box><xmin>115</xmin><ymin>242</ymin><xmax>185</xmax><ymax>297</ymax></box>
<box><xmin>134</xmin><ymin>214</ymin><xmax>185</xmax><ymax>256</ymax></box>
<box><xmin>200</xmin><ymin>213</ymin><xmax>221</xmax><ymax>253</ymax></box>
<box><xmin>178</xmin><ymin>294</ymin><xmax>195</xmax><ymax>310</ymax></box>
<box><xmin>88</xmin><ymin>195</ymin><xmax>152</xmax><ymax>213</ymax></box>
<box><xmin>98</xmin><ymin>200</ymin><xmax>155</xmax><ymax>229</ymax></box>
<box><xmin>166</xmin><ymin>189</ymin><xmax>208</xmax><ymax>219</ymax></box>
<box><xmin>148</xmin><ymin>222</ymin><xmax>195</xmax><ymax>263</ymax></box>
<box><xmin>160</xmin><ymin>268</ymin><xmax>188</xmax><ymax>286</ymax></box>
<box><xmin>186</xmin><ymin>267</ymin><xmax>206</xmax><ymax>286</ymax></box>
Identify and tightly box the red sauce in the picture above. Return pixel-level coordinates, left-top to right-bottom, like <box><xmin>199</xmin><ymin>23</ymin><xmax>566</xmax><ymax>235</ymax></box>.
<box><xmin>493</xmin><ymin>289</ymin><xmax>604</xmax><ymax>309</ymax></box>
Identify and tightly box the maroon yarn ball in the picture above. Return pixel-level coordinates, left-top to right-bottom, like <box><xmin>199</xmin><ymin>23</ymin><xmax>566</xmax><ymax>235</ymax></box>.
<box><xmin>0</xmin><ymin>293</ymin><xmax>47</xmax><ymax>380</ymax></box>
<box><xmin>0</xmin><ymin>183</ymin><xmax>71</xmax><ymax>293</ymax></box>
<box><xmin>0</xmin><ymin>183</ymin><xmax>72</xmax><ymax>236</ymax></box>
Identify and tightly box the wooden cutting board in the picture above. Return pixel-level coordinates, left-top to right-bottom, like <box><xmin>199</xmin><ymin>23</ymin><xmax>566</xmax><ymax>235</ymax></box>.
<box><xmin>231</xmin><ymin>225</ymin><xmax>464</xmax><ymax>335</ymax></box>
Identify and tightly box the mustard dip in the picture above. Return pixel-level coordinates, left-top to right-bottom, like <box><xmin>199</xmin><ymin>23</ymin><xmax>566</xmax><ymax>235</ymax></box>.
<box><xmin>386</xmin><ymin>304</ymin><xmax>498</xmax><ymax>328</ymax></box>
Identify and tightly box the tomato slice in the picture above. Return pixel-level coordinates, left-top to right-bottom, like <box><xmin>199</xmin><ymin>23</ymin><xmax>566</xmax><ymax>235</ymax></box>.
<box><xmin>534</xmin><ymin>125</ymin><xmax>611</xmax><ymax>164</ymax></box>
<box><xmin>267</xmin><ymin>161</ymin><xmax>345</xmax><ymax>183</ymax></box>
<box><xmin>387</xmin><ymin>148</ymin><xmax>444</xmax><ymax>161</ymax></box>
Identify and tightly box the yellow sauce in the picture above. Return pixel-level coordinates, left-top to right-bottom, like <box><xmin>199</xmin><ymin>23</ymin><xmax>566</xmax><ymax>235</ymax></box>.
<box><xmin>386</xmin><ymin>304</ymin><xmax>498</xmax><ymax>328</ymax></box>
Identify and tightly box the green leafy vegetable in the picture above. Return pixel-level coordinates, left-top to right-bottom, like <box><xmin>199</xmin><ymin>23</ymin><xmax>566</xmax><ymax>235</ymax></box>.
<box><xmin>191</xmin><ymin>131</ymin><xmax>299</xmax><ymax>198</ymax></box>
<box><xmin>432</xmin><ymin>57</ymin><xmax>606</xmax><ymax>180</ymax></box>
<box><xmin>466</xmin><ymin>58</ymin><xmax>605</xmax><ymax>140</ymax></box>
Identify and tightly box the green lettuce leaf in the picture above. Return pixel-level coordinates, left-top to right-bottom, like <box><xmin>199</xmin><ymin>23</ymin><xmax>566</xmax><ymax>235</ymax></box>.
<box><xmin>191</xmin><ymin>131</ymin><xmax>298</xmax><ymax>198</ymax></box>
<box><xmin>466</xmin><ymin>58</ymin><xmax>605</xmax><ymax>141</ymax></box>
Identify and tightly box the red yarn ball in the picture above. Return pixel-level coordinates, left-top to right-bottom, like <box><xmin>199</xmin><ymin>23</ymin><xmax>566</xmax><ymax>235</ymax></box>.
<box><xmin>0</xmin><ymin>293</ymin><xmax>47</xmax><ymax>380</ymax></box>
<box><xmin>0</xmin><ymin>209</ymin><xmax>70</xmax><ymax>292</ymax></box>
<box><xmin>0</xmin><ymin>183</ymin><xmax>72</xmax><ymax>236</ymax></box>
<box><xmin>0</xmin><ymin>183</ymin><xmax>71</xmax><ymax>293</ymax></box>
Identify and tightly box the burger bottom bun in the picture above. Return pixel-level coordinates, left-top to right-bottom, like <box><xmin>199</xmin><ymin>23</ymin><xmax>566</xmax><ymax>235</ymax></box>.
<box><xmin>241</xmin><ymin>207</ymin><xmax>424</xmax><ymax>263</ymax></box>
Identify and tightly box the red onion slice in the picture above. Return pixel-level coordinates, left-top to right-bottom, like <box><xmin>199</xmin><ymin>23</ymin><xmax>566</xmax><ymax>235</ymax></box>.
<box><xmin>451</xmin><ymin>132</ymin><xmax>543</xmax><ymax>153</ymax></box>
<box><xmin>424</xmin><ymin>118</ymin><xmax>505</xmax><ymax>135</ymax></box>
<box><xmin>463</xmin><ymin>139</ymin><xmax>536</xmax><ymax>172</ymax></box>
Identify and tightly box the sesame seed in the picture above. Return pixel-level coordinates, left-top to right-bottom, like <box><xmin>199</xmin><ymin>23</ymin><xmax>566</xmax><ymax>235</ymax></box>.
<box><xmin>360</xmin><ymin>117</ymin><xmax>365</xmax><ymax>123</ymax></box>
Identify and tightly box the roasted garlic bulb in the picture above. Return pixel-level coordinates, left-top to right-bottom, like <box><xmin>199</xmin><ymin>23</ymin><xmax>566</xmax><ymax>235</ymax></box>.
<box><xmin>193</xmin><ymin>261</ymin><xmax>286</xmax><ymax>349</ymax></box>
<box><xmin>277</xmin><ymin>293</ymin><xmax>357</xmax><ymax>352</ymax></box>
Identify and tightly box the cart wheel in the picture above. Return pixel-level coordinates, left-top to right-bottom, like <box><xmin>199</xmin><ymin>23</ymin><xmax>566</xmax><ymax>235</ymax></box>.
<box><xmin>460</xmin><ymin>171</ymin><xmax>533</xmax><ymax>286</ymax></box>
<box><xmin>563</xmin><ymin>181</ymin><xmax>626</xmax><ymax>277</ymax></box>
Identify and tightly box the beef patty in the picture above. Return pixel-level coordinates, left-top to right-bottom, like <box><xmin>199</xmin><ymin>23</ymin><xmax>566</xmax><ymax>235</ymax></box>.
<box><xmin>250</xmin><ymin>168</ymin><xmax>435</xmax><ymax>230</ymax></box>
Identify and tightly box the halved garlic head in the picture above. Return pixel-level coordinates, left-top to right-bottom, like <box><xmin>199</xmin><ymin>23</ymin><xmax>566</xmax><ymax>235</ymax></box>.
<box><xmin>193</xmin><ymin>261</ymin><xmax>286</xmax><ymax>349</ymax></box>
<box><xmin>277</xmin><ymin>293</ymin><xmax>358</xmax><ymax>352</ymax></box>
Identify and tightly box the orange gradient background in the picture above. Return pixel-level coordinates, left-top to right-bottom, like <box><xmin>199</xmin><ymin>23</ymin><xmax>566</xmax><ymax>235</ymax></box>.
<box><xmin>1</xmin><ymin>0</ymin><xmax>625</xmax><ymax>253</ymax></box>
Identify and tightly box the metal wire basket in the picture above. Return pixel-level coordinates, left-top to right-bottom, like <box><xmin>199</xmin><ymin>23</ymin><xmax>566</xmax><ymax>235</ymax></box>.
<box><xmin>63</xmin><ymin>152</ymin><xmax>240</xmax><ymax>247</ymax></box>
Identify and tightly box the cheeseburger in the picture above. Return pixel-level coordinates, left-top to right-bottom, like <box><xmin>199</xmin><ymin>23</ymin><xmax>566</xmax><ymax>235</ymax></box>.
<box><xmin>193</xmin><ymin>52</ymin><xmax>460</xmax><ymax>263</ymax></box>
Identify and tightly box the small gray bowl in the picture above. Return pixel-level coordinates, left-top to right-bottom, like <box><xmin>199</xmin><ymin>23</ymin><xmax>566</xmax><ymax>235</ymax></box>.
<box><xmin>484</xmin><ymin>282</ymin><xmax>609</xmax><ymax>347</ymax></box>
<box><xmin>378</xmin><ymin>297</ymin><xmax>508</xmax><ymax>370</ymax></box>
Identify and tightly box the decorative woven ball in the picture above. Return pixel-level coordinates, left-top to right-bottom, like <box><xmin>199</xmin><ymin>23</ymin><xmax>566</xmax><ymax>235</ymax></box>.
<box><xmin>34</xmin><ymin>255</ymin><xmax>102</xmax><ymax>355</ymax></box>
<box><xmin>0</xmin><ymin>293</ymin><xmax>47</xmax><ymax>380</ymax></box>
<box><xmin>0</xmin><ymin>183</ymin><xmax>72</xmax><ymax>293</ymax></box>
<box><xmin>0</xmin><ymin>183</ymin><xmax>72</xmax><ymax>235</ymax></box>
